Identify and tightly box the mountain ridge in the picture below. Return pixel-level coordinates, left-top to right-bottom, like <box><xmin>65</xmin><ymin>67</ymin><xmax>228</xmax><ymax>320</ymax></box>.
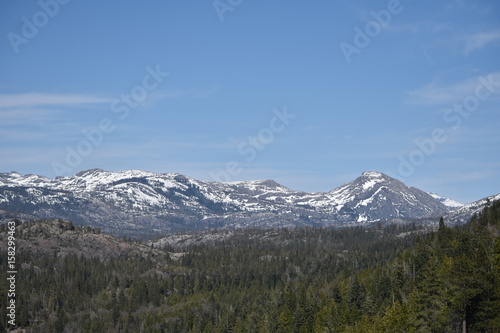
<box><xmin>0</xmin><ymin>169</ymin><xmax>490</xmax><ymax>237</ymax></box>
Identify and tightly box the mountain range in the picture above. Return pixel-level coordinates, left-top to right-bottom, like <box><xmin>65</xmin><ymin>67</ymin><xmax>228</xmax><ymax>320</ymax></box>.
<box><xmin>0</xmin><ymin>169</ymin><xmax>497</xmax><ymax>237</ymax></box>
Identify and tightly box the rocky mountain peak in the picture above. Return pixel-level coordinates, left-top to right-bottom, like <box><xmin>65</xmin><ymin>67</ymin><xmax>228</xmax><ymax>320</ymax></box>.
<box><xmin>356</xmin><ymin>171</ymin><xmax>396</xmax><ymax>190</ymax></box>
<box><xmin>0</xmin><ymin>169</ymin><xmax>470</xmax><ymax>236</ymax></box>
<box><xmin>75</xmin><ymin>168</ymin><xmax>106</xmax><ymax>177</ymax></box>
<box><xmin>361</xmin><ymin>171</ymin><xmax>386</xmax><ymax>178</ymax></box>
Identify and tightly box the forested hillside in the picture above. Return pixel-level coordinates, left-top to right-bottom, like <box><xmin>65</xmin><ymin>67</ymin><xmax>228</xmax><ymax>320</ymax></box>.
<box><xmin>1</xmin><ymin>201</ymin><xmax>499</xmax><ymax>332</ymax></box>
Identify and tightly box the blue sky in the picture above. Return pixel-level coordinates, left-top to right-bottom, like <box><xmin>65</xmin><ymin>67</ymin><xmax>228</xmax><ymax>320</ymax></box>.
<box><xmin>0</xmin><ymin>0</ymin><xmax>499</xmax><ymax>203</ymax></box>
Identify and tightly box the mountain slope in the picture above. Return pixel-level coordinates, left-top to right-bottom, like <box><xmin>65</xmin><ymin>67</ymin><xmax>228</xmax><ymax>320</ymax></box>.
<box><xmin>428</xmin><ymin>192</ymin><xmax>463</xmax><ymax>209</ymax></box>
<box><xmin>0</xmin><ymin>219</ymin><xmax>162</xmax><ymax>261</ymax></box>
<box><xmin>0</xmin><ymin>169</ymin><xmax>462</xmax><ymax>236</ymax></box>
<box><xmin>297</xmin><ymin>171</ymin><xmax>450</xmax><ymax>223</ymax></box>
<box><xmin>444</xmin><ymin>193</ymin><xmax>500</xmax><ymax>225</ymax></box>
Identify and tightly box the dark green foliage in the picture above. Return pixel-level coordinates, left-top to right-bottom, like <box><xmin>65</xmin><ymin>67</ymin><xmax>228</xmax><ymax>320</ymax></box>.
<box><xmin>1</xmin><ymin>201</ymin><xmax>499</xmax><ymax>332</ymax></box>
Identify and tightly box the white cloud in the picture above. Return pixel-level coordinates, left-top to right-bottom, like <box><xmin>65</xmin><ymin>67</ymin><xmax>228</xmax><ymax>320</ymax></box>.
<box><xmin>0</xmin><ymin>92</ymin><xmax>111</xmax><ymax>109</ymax></box>
<box><xmin>387</xmin><ymin>21</ymin><xmax>453</xmax><ymax>35</ymax></box>
<box><xmin>0</xmin><ymin>128</ymin><xmax>56</xmax><ymax>141</ymax></box>
<box><xmin>0</xmin><ymin>87</ymin><xmax>220</xmax><ymax>111</ymax></box>
<box><xmin>443</xmin><ymin>0</ymin><xmax>465</xmax><ymax>13</ymax></box>
<box><xmin>0</xmin><ymin>107</ymin><xmax>59</xmax><ymax>124</ymax></box>
<box><xmin>460</xmin><ymin>30</ymin><xmax>500</xmax><ymax>55</ymax></box>
<box><xmin>137</xmin><ymin>86</ymin><xmax>222</xmax><ymax>109</ymax></box>
<box><xmin>386</xmin><ymin>18</ymin><xmax>500</xmax><ymax>60</ymax></box>
<box><xmin>152</xmin><ymin>86</ymin><xmax>221</xmax><ymax>100</ymax></box>
<box><xmin>406</xmin><ymin>72</ymin><xmax>500</xmax><ymax>105</ymax></box>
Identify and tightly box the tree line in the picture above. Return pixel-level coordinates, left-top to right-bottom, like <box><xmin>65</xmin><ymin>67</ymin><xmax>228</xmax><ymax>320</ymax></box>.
<box><xmin>0</xmin><ymin>201</ymin><xmax>499</xmax><ymax>332</ymax></box>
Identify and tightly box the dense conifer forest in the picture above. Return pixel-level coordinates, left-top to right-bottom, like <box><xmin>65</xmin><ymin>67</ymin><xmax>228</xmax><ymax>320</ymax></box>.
<box><xmin>1</xmin><ymin>201</ymin><xmax>500</xmax><ymax>332</ymax></box>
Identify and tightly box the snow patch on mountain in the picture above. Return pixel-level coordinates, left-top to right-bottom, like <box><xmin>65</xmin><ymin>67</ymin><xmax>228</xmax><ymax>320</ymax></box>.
<box><xmin>444</xmin><ymin>193</ymin><xmax>500</xmax><ymax>225</ymax></box>
<box><xmin>0</xmin><ymin>169</ymin><xmax>469</xmax><ymax>236</ymax></box>
<box><xmin>360</xmin><ymin>171</ymin><xmax>385</xmax><ymax>190</ymax></box>
<box><xmin>428</xmin><ymin>192</ymin><xmax>463</xmax><ymax>209</ymax></box>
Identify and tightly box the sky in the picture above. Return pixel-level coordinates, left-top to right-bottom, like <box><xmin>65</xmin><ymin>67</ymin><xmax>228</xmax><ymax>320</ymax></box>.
<box><xmin>0</xmin><ymin>0</ymin><xmax>499</xmax><ymax>203</ymax></box>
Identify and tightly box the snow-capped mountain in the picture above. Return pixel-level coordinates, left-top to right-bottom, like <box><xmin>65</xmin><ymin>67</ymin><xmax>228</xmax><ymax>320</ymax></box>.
<box><xmin>294</xmin><ymin>171</ymin><xmax>450</xmax><ymax>223</ymax></box>
<box><xmin>0</xmin><ymin>169</ymin><xmax>477</xmax><ymax>236</ymax></box>
<box><xmin>444</xmin><ymin>193</ymin><xmax>500</xmax><ymax>225</ymax></box>
<box><xmin>427</xmin><ymin>192</ymin><xmax>463</xmax><ymax>209</ymax></box>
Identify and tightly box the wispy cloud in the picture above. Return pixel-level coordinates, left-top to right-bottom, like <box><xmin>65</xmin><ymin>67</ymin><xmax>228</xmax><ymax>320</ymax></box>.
<box><xmin>0</xmin><ymin>92</ymin><xmax>114</xmax><ymax>128</ymax></box>
<box><xmin>139</xmin><ymin>86</ymin><xmax>222</xmax><ymax>109</ymax></box>
<box><xmin>387</xmin><ymin>21</ymin><xmax>453</xmax><ymax>35</ymax></box>
<box><xmin>0</xmin><ymin>128</ymin><xmax>56</xmax><ymax>141</ymax></box>
<box><xmin>443</xmin><ymin>0</ymin><xmax>465</xmax><ymax>13</ymax></box>
<box><xmin>0</xmin><ymin>92</ymin><xmax>111</xmax><ymax>109</ymax></box>
<box><xmin>152</xmin><ymin>86</ymin><xmax>221</xmax><ymax>100</ymax></box>
<box><xmin>387</xmin><ymin>16</ymin><xmax>499</xmax><ymax>59</ymax></box>
<box><xmin>0</xmin><ymin>146</ymin><xmax>66</xmax><ymax>165</ymax></box>
<box><xmin>460</xmin><ymin>30</ymin><xmax>500</xmax><ymax>55</ymax></box>
<box><xmin>0</xmin><ymin>107</ymin><xmax>60</xmax><ymax>124</ymax></box>
<box><xmin>406</xmin><ymin>72</ymin><xmax>500</xmax><ymax>105</ymax></box>
<box><xmin>0</xmin><ymin>86</ymin><xmax>221</xmax><ymax>110</ymax></box>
